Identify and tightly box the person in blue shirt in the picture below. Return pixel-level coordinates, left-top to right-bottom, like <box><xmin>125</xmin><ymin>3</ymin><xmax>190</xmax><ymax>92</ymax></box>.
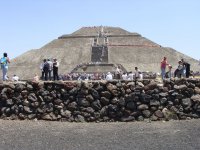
<box><xmin>1</xmin><ymin>53</ymin><xmax>10</xmax><ymax>81</ymax></box>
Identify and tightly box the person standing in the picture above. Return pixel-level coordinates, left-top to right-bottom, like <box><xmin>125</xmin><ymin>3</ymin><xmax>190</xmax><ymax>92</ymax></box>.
<box><xmin>122</xmin><ymin>72</ymin><xmax>128</xmax><ymax>80</ymax></box>
<box><xmin>135</xmin><ymin>67</ymin><xmax>143</xmax><ymax>79</ymax></box>
<box><xmin>40</xmin><ymin>59</ymin><xmax>45</xmax><ymax>80</ymax></box>
<box><xmin>115</xmin><ymin>66</ymin><xmax>121</xmax><ymax>79</ymax></box>
<box><xmin>160</xmin><ymin>57</ymin><xmax>169</xmax><ymax>80</ymax></box>
<box><xmin>53</xmin><ymin>58</ymin><xmax>59</xmax><ymax>80</ymax></box>
<box><xmin>165</xmin><ymin>65</ymin><xmax>172</xmax><ymax>78</ymax></box>
<box><xmin>106</xmin><ymin>72</ymin><xmax>113</xmax><ymax>80</ymax></box>
<box><xmin>135</xmin><ymin>67</ymin><xmax>140</xmax><ymax>79</ymax></box>
<box><xmin>43</xmin><ymin>59</ymin><xmax>50</xmax><ymax>81</ymax></box>
<box><xmin>127</xmin><ymin>71</ymin><xmax>134</xmax><ymax>80</ymax></box>
<box><xmin>12</xmin><ymin>74</ymin><xmax>19</xmax><ymax>82</ymax></box>
<box><xmin>181</xmin><ymin>58</ymin><xmax>186</xmax><ymax>77</ymax></box>
<box><xmin>174</xmin><ymin>60</ymin><xmax>184</xmax><ymax>78</ymax></box>
<box><xmin>47</xmin><ymin>59</ymin><xmax>53</xmax><ymax>80</ymax></box>
<box><xmin>1</xmin><ymin>53</ymin><xmax>10</xmax><ymax>81</ymax></box>
<box><xmin>33</xmin><ymin>73</ymin><xmax>39</xmax><ymax>82</ymax></box>
<box><xmin>181</xmin><ymin>58</ymin><xmax>190</xmax><ymax>78</ymax></box>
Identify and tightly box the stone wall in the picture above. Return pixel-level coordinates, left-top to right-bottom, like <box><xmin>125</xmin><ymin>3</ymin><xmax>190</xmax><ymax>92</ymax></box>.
<box><xmin>0</xmin><ymin>79</ymin><xmax>200</xmax><ymax>122</ymax></box>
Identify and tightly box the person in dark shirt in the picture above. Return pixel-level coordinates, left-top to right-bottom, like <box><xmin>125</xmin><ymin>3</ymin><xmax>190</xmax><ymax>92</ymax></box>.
<box><xmin>43</xmin><ymin>59</ymin><xmax>50</xmax><ymax>81</ymax></box>
<box><xmin>53</xmin><ymin>58</ymin><xmax>59</xmax><ymax>80</ymax></box>
<box><xmin>181</xmin><ymin>58</ymin><xmax>190</xmax><ymax>78</ymax></box>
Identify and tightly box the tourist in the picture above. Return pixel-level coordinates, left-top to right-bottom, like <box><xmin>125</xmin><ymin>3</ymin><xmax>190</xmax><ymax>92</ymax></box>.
<box><xmin>53</xmin><ymin>58</ymin><xmax>59</xmax><ymax>80</ymax></box>
<box><xmin>78</xmin><ymin>73</ymin><xmax>86</xmax><ymax>80</ymax></box>
<box><xmin>94</xmin><ymin>72</ymin><xmax>99</xmax><ymax>80</ymax></box>
<box><xmin>106</xmin><ymin>72</ymin><xmax>113</xmax><ymax>80</ymax></box>
<box><xmin>181</xmin><ymin>58</ymin><xmax>190</xmax><ymax>78</ymax></box>
<box><xmin>127</xmin><ymin>71</ymin><xmax>134</xmax><ymax>80</ymax></box>
<box><xmin>40</xmin><ymin>59</ymin><xmax>45</xmax><ymax>80</ymax></box>
<box><xmin>115</xmin><ymin>66</ymin><xmax>121</xmax><ymax>79</ymax></box>
<box><xmin>122</xmin><ymin>72</ymin><xmax>128</xmax><ymax>80</ymax></box>
<box><xmin>165</xmin><ymin>65</ymin><xmax>172</xmax><ymax>78</ymax></box>
<box><xmin>100</xmin><ymin>73</ymin><xmax>106</xmax><ymax>80</ymax></box>
<box><xmin>135</xmin><ymin>67</ymin><xmax>143</xmax><ymax>79</ymax></box>
<box><xmin>47</xmin><ymin>59</ymin><xmax>53</xmax><ymax>80</ymax></box>
<box><xmin>33</xmin><ymin>73</ymin><xmax>39</xmax><ymax>82</ymax></box>
<box><xmin>160</xmin><ymin>57</ymin><xmax>169</xmax><ymax>80</ymax></box>
<box><xmin>174</xmin><ymin>60</ymin><xmax>183</xmax><ymax>78</ymax></box>
<box><xmin>43</xmin><ymin>59</ymin><xmax>50</xmax><ymax>81</ymax></box>
<box><xmin>12</xmin><ymin>74</ymin><xmax>19</xmax><ymax>82</ymax></box>
<box><xmin>139</xmin><ymin>72</ymin><xmax>143</xmax><ymax>80</ymax></box>
<box><xmin>181</xmin><ymin>59</ymin><xmax>186</xmax><ymax>77</ymax></box>
<box><xmin>1</xmin><ymin>52</ymin><xmax>10</xmax><ymax>81</ymax></box>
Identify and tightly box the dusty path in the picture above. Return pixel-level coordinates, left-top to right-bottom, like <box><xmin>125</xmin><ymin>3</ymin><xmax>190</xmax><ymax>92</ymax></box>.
<box><xmin>0</xmin><ymin>119</ymin><xmax>200</xmax><ymax>150</ymax></box>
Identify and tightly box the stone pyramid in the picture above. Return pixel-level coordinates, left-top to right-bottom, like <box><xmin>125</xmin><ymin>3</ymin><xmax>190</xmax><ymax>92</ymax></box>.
<box><xmin>6</xmin><ymin>26</ymin><xmax>199</xmax><ymax>79</ymax></box>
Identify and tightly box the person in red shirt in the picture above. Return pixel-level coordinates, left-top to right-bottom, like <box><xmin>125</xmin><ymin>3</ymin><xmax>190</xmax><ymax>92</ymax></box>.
<box><xmin>160</xmin><ymin>57</ymin><xmax>169</xmax><ymax>80</ymax></box>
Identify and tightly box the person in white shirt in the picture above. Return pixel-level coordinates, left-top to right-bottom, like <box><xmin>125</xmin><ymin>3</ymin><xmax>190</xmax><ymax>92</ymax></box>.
<box><xmin>106</xmin><ymin>72</ymin><xmax>113</xmax><ymax>80</ymax></box>
<box><xmin>178</xmin><ymin>61</ymin><xmax>183</xmax><ymax>70</ymax></box>
<box><xmin>47</xmin><ymin>59</ymin><xmax>53</xmax><ymax>80</ymax></box>
<box><xmin>135</xmin><ymin>67</ymin><xmax>143</xmax><ymax>79</ymax></box>
<box><xmin>12</xmin><ymin>75</ymin><xmax>19</xmax><ymax>82</ymax></box>
<box><xmin>33</xmin><ymin>73</ymin><xmax>39</xmax><ymax>82</ymax></box>
<box><xmin>128</xmin><ymin>71</ymin><xmax>134</xmax><ymax>80</ymax></box>
<box><xmin>139</xmin><ymin>73</ymin><xmax>143</xmax><ymax>80</ymax></box>
<box><xmin>115</xmin><ymin>66</ymin><xmax>121</xmax><ymax>79</ymax></box>
<box><xmin>122</xmin><ymin>72</ymin><xmax>128</xmax><ymax>80</ymax></box>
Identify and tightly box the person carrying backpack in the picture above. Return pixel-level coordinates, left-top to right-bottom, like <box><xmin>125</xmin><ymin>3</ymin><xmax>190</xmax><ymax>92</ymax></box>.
<box><xmin>1</xmin><ymin>53</ymin><xmax>10</xmax><ymax>81</ymax></box>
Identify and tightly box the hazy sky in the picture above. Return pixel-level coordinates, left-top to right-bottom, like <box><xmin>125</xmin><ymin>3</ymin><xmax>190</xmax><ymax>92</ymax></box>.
<box><xmin>0</xmin><ymin>0</ymin><xmax>200</xmax><ymax>60</ymax></box>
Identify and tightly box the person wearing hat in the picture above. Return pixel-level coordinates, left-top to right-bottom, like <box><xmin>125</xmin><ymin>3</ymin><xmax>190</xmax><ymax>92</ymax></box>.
<box><xmin>53</xmin><ymin>58</ymin><xmax>59</xmax><ymax>80</ymax></box>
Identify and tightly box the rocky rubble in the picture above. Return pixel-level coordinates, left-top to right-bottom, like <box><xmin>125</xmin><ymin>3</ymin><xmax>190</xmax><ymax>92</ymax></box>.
<box><xmin>0</xmin><ymin>79</ymin><xmax>200</xmax><ymax>122</ymax></box>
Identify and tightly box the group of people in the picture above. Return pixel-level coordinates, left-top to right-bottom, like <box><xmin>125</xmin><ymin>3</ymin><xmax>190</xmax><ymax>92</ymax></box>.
<box><xmin>105</xmin><ymin>66</ymin><xmax>143</xmax><ymax>80</ymax></box>
<box><xmin>113</xmin><ymin>66</ymin><xmax>143</xmax><ymax>80</ymax></box>
<box><xmin>0</xmin><ymin>52</ymin><xmax>155</xmax><ymax>82</ymax></box>
<box><xmin>60</xmin><ymin>66</ymin><xmax>143</xmax><ymax>81</ymax></box>
<box><xmin>40</xmin><ymin>58</ymin><xmax>59</xmax><ymax>81</ymax></box>
<box><xmin>160</xmin><ymin>57</ymin><xmax>191</xmax><ymax>80</ymax></box>
<box><xmin>0</xmin><ymin>52</ymin><xmax>194</xmax><ymax>82</ymax></box>
<box><xmin>0</xmin><ymin>52</ymin><xmax>60</xmax><ymax>82</ymax></box>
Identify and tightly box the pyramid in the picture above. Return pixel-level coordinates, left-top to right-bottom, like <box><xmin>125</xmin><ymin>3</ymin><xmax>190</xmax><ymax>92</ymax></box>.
<box><xmin>6</xmin><ymin>26</ymin><xmax>199</xmax><ymax>79</ymax></box>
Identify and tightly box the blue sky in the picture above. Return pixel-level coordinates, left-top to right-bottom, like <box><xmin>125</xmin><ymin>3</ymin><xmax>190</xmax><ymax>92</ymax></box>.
<box><xmin>0</xmin><ymin>0</ymin><xmax>200</xmax><ymax>60</ymax></box>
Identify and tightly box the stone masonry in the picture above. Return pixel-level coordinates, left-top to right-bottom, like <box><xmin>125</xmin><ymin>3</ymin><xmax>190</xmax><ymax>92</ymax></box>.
<box><xmin>0</xmin><ymin>78</ymin><xmax>200</xmax><ymax>122</ymax></box>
